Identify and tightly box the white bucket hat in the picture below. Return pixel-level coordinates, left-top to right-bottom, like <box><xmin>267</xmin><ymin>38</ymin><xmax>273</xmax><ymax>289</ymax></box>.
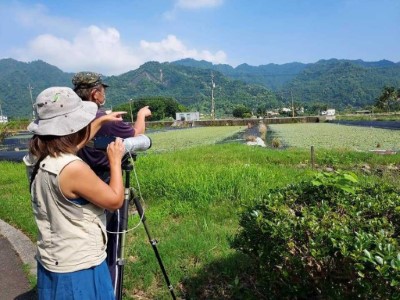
<box><xmin>28</xmin><ymin>87</ymin><xmax>98</xmax><ymax>136</ymax></box>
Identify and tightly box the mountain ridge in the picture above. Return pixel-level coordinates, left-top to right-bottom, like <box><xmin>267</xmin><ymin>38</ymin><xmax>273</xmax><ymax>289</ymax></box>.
<box><xmin>0</xmin><ymin>58</ymin><xmax>399</xmax><ymax>118</ymax></box>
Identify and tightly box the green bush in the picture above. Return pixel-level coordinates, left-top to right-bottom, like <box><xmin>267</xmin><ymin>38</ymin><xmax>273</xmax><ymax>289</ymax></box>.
<box><xmin>0</xmin><ymin>124</ymin><xmax>9</xmax><ymax>143</ymax></box>
<box><xmin>232</xmin><ymin>104</ymin><xmax>252</xmax><ymax>118</ymax></box>
<box><xmin>231</xmin><ymin>171</ymin><xmax>400</xmax><ymax>299</ymax></box>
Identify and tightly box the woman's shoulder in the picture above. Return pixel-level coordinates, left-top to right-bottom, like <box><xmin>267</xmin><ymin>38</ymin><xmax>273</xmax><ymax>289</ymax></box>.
<box><xmin>41</xmin><ymin>154</ymin><xmax>83</xmax><ymax>174</ymax></box>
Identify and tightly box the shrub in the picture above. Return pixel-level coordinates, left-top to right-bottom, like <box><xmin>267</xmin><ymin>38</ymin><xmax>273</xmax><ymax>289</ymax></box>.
<box><xmin>258</xmin><ymin>123</ymin><xmax>267</xmax><ymax>141</ymax></box>
<box><xmin>0</xmin><ymin>124</ymin><xmax>10</xmax><ymax>144</ymax></box>
<box><xmin>231</xmin><ymin>171</ymin><xmax>400</xmax><ymax>298</ymax></box>
<box><xmin>271</xmin><ymin>137</ymin><xmax>281</xmax><ymax>148</ymax></box>
<box><xmin>232</xmin><ymin>105</ymin><xmax>252</xmax><ymax>118</ymax></box>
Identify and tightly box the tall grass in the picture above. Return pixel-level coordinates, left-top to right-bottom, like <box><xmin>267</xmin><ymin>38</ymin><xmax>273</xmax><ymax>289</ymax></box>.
<box><xmin>116</xmin><ymin>144</ymin><xmax>314</xmax><ymax>299</ymax></box>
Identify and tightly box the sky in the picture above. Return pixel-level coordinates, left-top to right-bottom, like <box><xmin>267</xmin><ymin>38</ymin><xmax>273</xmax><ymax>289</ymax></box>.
<box><xmin>1</xmin><ymin>0</ymin><xmax>399</xmax><ymax>76</ymax></box>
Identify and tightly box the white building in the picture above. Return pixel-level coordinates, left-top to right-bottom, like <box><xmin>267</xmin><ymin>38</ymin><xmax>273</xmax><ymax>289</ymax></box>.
<box><xmin>321</xmin><ymin>109</ymin><xmax>336</xmax><ymax>116</ymax></box>
<box><xmin>326</xmin><ymin>109</ymin><xmax>336</xmax><ymax>116</ymax></box>
<box><xmin>176</xmin><ymin>112</ymin><xmax>200</xmax><ymax>121</ymax></box>
<box><xmin>0</xmin><ymin>115</ymin><xmax>8</xmax><ymax>123</ymax></box>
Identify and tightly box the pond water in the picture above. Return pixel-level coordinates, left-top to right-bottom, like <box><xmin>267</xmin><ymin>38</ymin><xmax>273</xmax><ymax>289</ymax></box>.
<box><xmin>0</xmin><ymin>131</ymin><xmax>31</xmax><ymax>162</ymax></box>
<box><xmin>329</xmin><ymin>120</ymin><xmax>400</xmax><ymax>130</ymax></box>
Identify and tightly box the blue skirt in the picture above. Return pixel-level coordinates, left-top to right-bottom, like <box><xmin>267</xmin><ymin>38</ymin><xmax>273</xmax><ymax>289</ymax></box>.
<box><xmin>37</xmin><ymin>260</ymin><xmax>115</xmax><ymax>300</ymax></box>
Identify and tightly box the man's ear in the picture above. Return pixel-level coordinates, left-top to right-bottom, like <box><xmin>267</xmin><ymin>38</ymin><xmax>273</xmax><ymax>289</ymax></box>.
<box><xmin>90</xmin><ymin>89</ymin><xmax>98</xmax><ymax>100</ymax></box>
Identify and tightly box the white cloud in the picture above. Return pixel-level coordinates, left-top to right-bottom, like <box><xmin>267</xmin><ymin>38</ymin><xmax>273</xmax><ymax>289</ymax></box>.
<box><xmin>140</xmin><ymin>34</ymin><xmax>227</xmax><ymax>64</ymax></box>
<box><xmin>176</xmin><ymin>0</ymin><xmax>224</xmax><ymax>9</ymax></box>
<box><xmin>14</xmin><ymin>27</ymin><xmax>227</xmax><ymax>75</ymax></box>
<box><xmin>163</xmin><ymin>0</ymin><xmax>223</xmax><ymax>20</ymax></box>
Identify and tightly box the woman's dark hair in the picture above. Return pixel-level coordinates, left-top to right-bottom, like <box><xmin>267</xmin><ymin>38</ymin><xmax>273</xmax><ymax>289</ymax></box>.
<box><xmin>28</xmin><ymin>126</ymin><xmax>91</xmax><ymax>191</ymax></box>
<box><xmin>29</xmin><ymin>126</ymin><xmax>91</xmax><ymax>158</ymax></box>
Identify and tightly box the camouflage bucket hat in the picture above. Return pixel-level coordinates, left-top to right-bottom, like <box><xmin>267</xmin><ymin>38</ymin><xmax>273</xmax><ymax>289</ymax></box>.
<box><xmin>72</xmin><ymin>71</ymin><xmax>109</xmax><ymax>90</ymax></box>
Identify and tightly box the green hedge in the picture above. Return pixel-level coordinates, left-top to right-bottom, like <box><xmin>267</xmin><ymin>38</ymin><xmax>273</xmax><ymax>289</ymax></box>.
<box><xmin>231</xmin><ymin>171</ymin><xmax>400</xmax><ymax>298</ymax></box>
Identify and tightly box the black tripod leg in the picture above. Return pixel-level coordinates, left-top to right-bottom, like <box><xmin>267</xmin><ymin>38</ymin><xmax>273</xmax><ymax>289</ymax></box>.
<box><xmin>131</xmin><ymin>188</ymin><xmax>177</xmax><ymax>300</ymax></box>
<box><xmin>106</xmin><ymin>209</ymin><xmax>119</xmax><ymax>290</ymax></box>
<box><xmin>114</xmin><ymin>168</ymin><xmax>131</xmax><ymax>300</ymax></box>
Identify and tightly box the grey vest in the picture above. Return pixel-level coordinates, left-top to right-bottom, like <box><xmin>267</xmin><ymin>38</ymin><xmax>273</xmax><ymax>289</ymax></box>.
<box><xmin>30</xmin><ymin>153</ymin><xmax>107</xmax><ymax>273</ymax></box>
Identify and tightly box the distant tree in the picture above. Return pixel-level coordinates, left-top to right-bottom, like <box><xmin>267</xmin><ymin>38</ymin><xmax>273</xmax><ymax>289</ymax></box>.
<box><xmin>232</xmin><ymin>104</ymin><xmax>252</xmax><ymax>118</ymax></box>
<box><xmin>375</xmin><ymin>86</ymin><xmax>399</xmax><ymax>112</ymax></box>
<box><xmin>305</xmin><ymin>102</ymin><xmax>328</xmax><ymax>115</ymax></box>
<box><xmin>114</xmin><ymin>96</ymin><xmax>186</xmax><ymax>121</ymax></box>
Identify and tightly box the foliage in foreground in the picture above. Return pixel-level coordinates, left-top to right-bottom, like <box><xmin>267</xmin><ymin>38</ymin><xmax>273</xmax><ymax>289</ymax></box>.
<box><xmin>231</xmin><ymin>171</ymin><xmax>400</xmax><ymax>299</ymax></box>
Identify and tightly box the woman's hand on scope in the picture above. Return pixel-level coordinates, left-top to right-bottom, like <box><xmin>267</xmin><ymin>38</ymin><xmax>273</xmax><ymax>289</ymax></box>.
<box><xmin>107</xmin><ymin>137</ymin><xmax>125</xmax><ymax>165</ymax></box>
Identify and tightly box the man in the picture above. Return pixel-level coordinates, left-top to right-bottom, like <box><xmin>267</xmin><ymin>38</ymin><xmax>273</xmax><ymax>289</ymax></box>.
<box><xmin>72</xmin><ymin>72</ymin><xmax>151</xmax><ymax>171</ymax></box>
<box><xmin>72</xmin><ymin>71</ymin><xmax>151</xmax><ymax>292</ymax></box>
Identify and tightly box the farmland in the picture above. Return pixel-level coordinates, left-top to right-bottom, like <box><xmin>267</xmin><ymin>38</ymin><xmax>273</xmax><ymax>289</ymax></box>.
<box><xmin>268</xmin><ymin>122</ymin><xmax>400</xmax><ymax>151</ymax></box>
<box><xmin>0</xmin><ymin>123</ymin><xmax>399</xmax><ymax>299</ymax></box>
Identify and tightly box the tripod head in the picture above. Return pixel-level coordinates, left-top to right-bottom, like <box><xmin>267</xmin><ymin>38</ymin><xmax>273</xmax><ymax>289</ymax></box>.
<box><xmin>121</xmin><ymin>153</ymin><xmax>135</xmax><ymax>171</ymax></box>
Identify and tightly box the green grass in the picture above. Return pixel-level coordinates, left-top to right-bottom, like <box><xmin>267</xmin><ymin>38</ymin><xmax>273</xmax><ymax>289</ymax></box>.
<box><xmin>1</xmin><ymin>125</ymin><xmax>400</xmax><ymax>298</ymax></box>
<box><xmin>115</xmin><ymin>144</ymin><xmax>315</xmax><ymax>299</ymax></box>
<box><xmin>0</xmin><ymin>161</ymin><xmax>36</xmax><ymax>240</ymax></box>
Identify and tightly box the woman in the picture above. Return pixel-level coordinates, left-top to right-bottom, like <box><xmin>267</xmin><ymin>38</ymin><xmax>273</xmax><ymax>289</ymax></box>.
<box><xmin>24</xmin><ymin>86</ymin><xmax>126</xmax><ymax>299</ymax></box>
<box><xmin>72</xmin><ymin>71</ymin><xmax>151</xmax><ymax>286</ymax></box>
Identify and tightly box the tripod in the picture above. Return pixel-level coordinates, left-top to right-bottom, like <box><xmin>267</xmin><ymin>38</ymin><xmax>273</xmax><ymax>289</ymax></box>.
<box><xmin>114</xmin><ymin>153</ymin><xmax>176</xmax><ymax>300</ymax></box>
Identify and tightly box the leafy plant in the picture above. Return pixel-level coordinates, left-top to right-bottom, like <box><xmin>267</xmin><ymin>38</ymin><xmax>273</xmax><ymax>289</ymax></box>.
<box><xmin>311</xmin><ymin>170</ymin><xmax>358</xmax><ymax>194</ymax></box>
<box><xmin>231</xmin><ymin>171</ymin><xmax>400</xmax><ymax>298</ymax></box>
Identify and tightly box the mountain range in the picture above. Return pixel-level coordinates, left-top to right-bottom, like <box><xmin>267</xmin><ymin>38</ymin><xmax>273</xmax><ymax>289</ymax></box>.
<box><xmin>0</xmin><ymin>58</ymin><xmax>399</xmax><ymax>118</ymax></box>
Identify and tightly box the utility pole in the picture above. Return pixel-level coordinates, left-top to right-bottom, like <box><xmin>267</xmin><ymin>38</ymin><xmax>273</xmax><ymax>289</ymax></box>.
<box><xmin>28</xmin><ymin>84</ymin><xmax>35</xmax><ymax>119</ymax></box>
<box><xmin>290</xmin><ymin>90</ymin><xmax>295</xmax><ymax>117</ymax></box>
<box><xmin>129</xmin><ymin>99</ymin><xmax>134</xmax><ymax>124</ymax></box>
<box><xmin>211</xmin><ymin>72</ymin><xmax>215</xmax><ymax>120</ymax></box>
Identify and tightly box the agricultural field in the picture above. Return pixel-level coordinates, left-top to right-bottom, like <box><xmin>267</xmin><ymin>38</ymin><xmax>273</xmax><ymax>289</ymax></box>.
<box><xmin>268</xmin><ymin>123</ymin><xmax>400</xmax><ymax>151</ymax></box>
<box><xmin>145</xmin><ymin>126</ymin><xmax>245</xmax><ymax>152</ymax></box>
<box><xmin>1</xmin><ymin>124</ymin><xmax>400</xmax><ymax>299</ymax></box>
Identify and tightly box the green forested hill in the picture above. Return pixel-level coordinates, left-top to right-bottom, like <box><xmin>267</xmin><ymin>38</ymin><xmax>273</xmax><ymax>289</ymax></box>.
<box><xmin>172</xmin><ymin>58</ymin><xmax>400</xmax><ymax>110</ymax></box>
<box><xmin>0</xmin><ymin>58</ymin><xmax>399</xmax><ymax>118</ymax></box>
<box><xmin>0</xmin><ymin>59</ymin><xmax>73</xmax><ymax>118</ymax></box>
<box><xmin>0</xmin><ymin>59</ymin><xmax>279</xmax><ymax>118</ymax></box>
<box><xmin>172</xmin><ymin>58</ymin><xmax>309</xmax><ymax>90</ymax></box>
<box><xmin>282</xmin><ymin>59</ymin><xmax>400</xmax><ymax>109</ymax></box>
<box><xmin>105</xmin><ymin>61</ymin><xmax>279</xmax><ymax>116</ymax></box>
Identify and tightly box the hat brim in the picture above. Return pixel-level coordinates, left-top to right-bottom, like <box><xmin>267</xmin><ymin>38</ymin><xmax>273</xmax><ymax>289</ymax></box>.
<box><xmin>28</xmin><ymin>101</ymin><xmax>97</xmax><ymax>136</ymax></box>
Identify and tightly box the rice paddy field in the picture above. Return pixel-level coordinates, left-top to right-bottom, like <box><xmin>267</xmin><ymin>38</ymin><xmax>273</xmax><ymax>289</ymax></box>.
<box><xmin>146</xmin><ymin>126</ymin><xmax>245</xmax><ymax>152</ymax></box>
<box><xmin>268</xmin><ymin>122</ymin><xmax>400</xmax><ymax>151</ymax></box>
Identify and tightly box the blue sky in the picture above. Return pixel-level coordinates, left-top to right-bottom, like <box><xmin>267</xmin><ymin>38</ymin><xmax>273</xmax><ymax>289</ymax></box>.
<box><xmin>1</xmin><ymin>0</ymin><xmax>399</xmax><ymax>75</ymax></box>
